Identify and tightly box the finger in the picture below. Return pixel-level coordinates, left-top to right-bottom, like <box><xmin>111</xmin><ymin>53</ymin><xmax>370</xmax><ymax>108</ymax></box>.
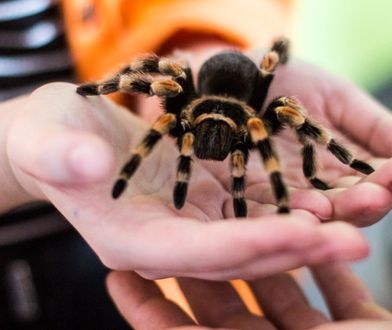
<box><xmin>288</xmin><ymin>189</ymin><xmax>333</xmax><ymax>220</ymax></box>
<box><xmin>311</xmin><ymin>262</ymin><xmax>392</xmax><ymax>321</ymax></box>
<box><xmin>177</xmin><ymin>278</ymin><xmax>276</xmax><ymax>330</ymax></box>
<box><xmin>185</xmin><ymin>250</ymin><xmax>314</xmax><ymax>281</ymax></box>
<box><xmin>147</xmin><ymin>221</ymin><xmax>368</xmax><ymax>281</ymax></box>
<box><xmin>305</xmin><ymin>222</ymin><xmax>369</xmax><ymax>263</ymax></box>
<box><xmin>242</xmin><ymin>184</ymin><xmax>333</xmax><ymax>220</ymax></box>
<box><xmin>248</xmin><ymin>273</ymin><xmax>329</xmax><ymax>330</ymax></box>
<box><xmin>246</xmin><ymin>206</ymin><xmax>322</xmax><ymax>225</ymax></box>
<box><xmin>106</xmin><ymin>271</ymin><xmax>195</xmax><ymax>329</ymax></box>
<box><xmin>326</xmin><ymin>180</ymin><xmax>392</xmax><ymax>226</ymax></box>
<box><xmin>110</xmin><ymin>213</ymin><xmax>332</xmax><ymax>273</ymax></box>
<box><xmin>7</xmin><ymin>83</ymin><xmax>117</xmax><ymax>187</ymax></box>
<box><xmin>136</xmin><ymin>249</ymin><xmax>340</xmax><ymax>282</ymax></box>
<box><xmin>248</xmin><ymin>221</ymin><xmax>369</xmax><ymax>279</ymax></box>
<box><xmin>8</xmin><ymin>124</ymin><xmax>115</xmax><ymax>186</ymax></box>
<box><xmin>325</xmin><ymin>158</ymin><xmax>392</xmax><ymax>227</ymax></box>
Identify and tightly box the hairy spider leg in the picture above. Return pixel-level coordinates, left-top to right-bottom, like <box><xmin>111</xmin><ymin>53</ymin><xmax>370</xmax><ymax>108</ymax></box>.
<box><xmin>263</xmin><ymin>98</ymin><xmax>330</xmax><ymax>189</ymax></box>
<box><xmin>173</xmin><ymin>132</ymin><xmax>195</xmax><ymax>209</ymax></box>
<box><xmin>250</xmin><ymin>37</ymin><xmax>290</xmax><ymax>112</ymax></box>
<box><xmin>260</xmin><ymin>37</ymin><xmax>290</xmax><ymax>76</ymax></box>
<box><xmin>122</xmin><ymin>53</ymin><xmax>186</xmax><ymax>77</ymax></box>
<box><xmin>230</xmin><ymin>142</ymin><xmax>249</xmax><ymax>217</ymax></box>
<box><xmin>271</xmin><ymin>37</ymin><xmax>290</xmax><ymax>64</ymax></box>
<box><xmin>76</xmin><ymin>72</ymin><xmax>183</xmax><ymax>98</ymax></box>
<box><xmin>112</xmin><ymin>113</ymin><xmax>177</xmax><ymax>198</ymax></box>
<box><xmin>247</xmin><ymin>117</ymin><xmax>289</xmax><ymax>213</ymax></box>
<box><xmin>161</xmin><ymin>64</ymin><xmax>199</xmax><ymax>209</ymax></box>
<box><xmin>76</xmin><ymin>54</ymin><xmax>185</xmax><ymax>97</ymax></box>
<box><xmin>269</xmin><ymin>97</ymin><xmax>374</xmax><ymax>189</ymax></box>
<box><xmin>164</xmin><ymin>65</ymin><xmax>198</xmax><ymax>136</ymax></box>
<box><xmin>300</xmin><ymin>142</ymin><xmax>330</xmax><ymax>190</ymax></box>
<box><xmin>106</xmin><ymin>59</ymin><xmax>196</xmax><ymax>201</ymax></box>
<box><xmin>180</xmin><ymin>95</ymin><xmax>253</xmax><ymax>215</ymax></box>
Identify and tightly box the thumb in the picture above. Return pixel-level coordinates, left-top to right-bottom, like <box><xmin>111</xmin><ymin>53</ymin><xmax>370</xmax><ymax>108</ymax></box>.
<box><xmin>6</xmin><ymin>83</ymin><xmax>117</xmax><ymax>189</ymax></box>
<box><xmin>8</xmin><ymin>122</ymin><xmax>115</xmax><ymax>187</ymax></box>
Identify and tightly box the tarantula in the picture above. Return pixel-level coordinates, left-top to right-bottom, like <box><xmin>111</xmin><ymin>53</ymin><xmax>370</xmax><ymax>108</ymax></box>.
<box><xmin>76</xmin><ymin>38</ymin><xmax>374</xmax><ymax>217</ymax></box>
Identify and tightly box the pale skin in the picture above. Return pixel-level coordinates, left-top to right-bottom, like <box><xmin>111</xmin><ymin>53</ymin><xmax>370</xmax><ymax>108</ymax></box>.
<box><xmin>106</xmin><ymin>262</ymin><xmax>392</xmax><ymax>330</ymax></box>
<box><xmin>1</xmin><ymin>44</ymin><xmax>392</xmax><ymax>280</ymax></box>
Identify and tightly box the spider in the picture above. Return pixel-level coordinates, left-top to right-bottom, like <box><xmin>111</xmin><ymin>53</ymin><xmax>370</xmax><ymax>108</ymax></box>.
<box><xmin>76</xmin><ymin>37</ymin><xmax>374</xmax><ymax>217</ymax></box>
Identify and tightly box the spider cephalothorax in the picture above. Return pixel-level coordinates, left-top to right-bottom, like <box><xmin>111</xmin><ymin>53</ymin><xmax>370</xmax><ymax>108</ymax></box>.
<box><xmin>76</xmin><ymin>38</ymin><xmax>374</xmax><ymax>217</ymax></box>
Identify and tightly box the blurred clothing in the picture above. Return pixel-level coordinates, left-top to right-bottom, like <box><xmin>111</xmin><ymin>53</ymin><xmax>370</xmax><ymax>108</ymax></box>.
<box><xmin>0</xmin><ymin>207</ymin><xmax>129</xmax><ymax>330</ymax></box>
<box><xmin>0</xmin><ymin>0</ymin><xmax>74</xmax><ymax>101</ymax></box>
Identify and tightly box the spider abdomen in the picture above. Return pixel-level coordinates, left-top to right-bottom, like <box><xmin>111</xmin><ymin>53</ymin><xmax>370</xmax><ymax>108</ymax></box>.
<box><xmin>193</xmin><ymin>120</ymin><xmax>234</xmax><ymax>161</ymax></box>
<box><xmin>198</xmin><ymin>51</ymin><xmax>259</xmax><ymax>102</ymax></box>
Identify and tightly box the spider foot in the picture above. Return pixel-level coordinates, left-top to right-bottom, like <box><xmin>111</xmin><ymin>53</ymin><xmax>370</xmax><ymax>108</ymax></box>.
<box><xmin>271</xmin><ymin>37</ymin><xmax>290</xmax><ymax>64</ymax></box>
<box><xmin>77</xmin><ymin>77</ymin><xmax>119</xmax><ymax>96</ymax></box>
<box><xmin>76</xmin><ymin>83</ymin><xmax>100</xmax><ymax>96</ymax></box>
<box><xmin>350</xmin><ymin>159</ymin><xmax>374</xmax><ymax>175</ymax></box>
<box><xmin>310</xmin><ymin>178</ymin><xmax>331</xmax><ymax>190</ymax></box>
<box><xmin>173</xmin><ymin>182</ymin><xmax>188</xmax><ymax>209</ymax></box>
<box><xmin>233</xmin><ymin>198</ymin><xmax>247</xmax><ymax>218</ymax></box>
<box><xmin>112</xmin><ymin>179</ymin><xmax>127</xmax><ymax>199</ymax></box>
<box><xmin>278</xmin><ymin>206</ymin><xmax>290</xmax><ymax>214</ymax></box>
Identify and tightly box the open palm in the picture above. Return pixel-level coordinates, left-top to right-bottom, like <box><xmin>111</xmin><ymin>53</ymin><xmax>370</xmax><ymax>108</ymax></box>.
<box><xmin>6</xmin><ymin>50</ymin><xmax>391</xmax><ymax>279</ymax></box>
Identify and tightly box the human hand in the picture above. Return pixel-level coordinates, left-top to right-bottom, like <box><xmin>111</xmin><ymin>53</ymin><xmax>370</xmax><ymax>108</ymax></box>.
<box><xmin>106</xmin><ymin>262</ymin><xmax>392</xmax><ymax>329</ymax></box>
<box><xmin>246</xmin><ymin>52</ymin><xmax>392</xmax><ymax>226</ymax></box>
<box><xmin>3</xmin><ymin>82</ymin><xmax>367</xmax><ymax>280</ymax></box>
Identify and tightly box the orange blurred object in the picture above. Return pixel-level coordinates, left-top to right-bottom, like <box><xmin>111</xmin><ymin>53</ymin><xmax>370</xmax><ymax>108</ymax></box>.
<box><xmin>62</xmin><ymin>0</ymin><xmax>295</xmax><ymax>82</ymax></box>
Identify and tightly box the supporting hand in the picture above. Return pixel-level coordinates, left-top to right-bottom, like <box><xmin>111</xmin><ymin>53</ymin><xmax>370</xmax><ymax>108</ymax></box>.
<box><xmin>107</xmin><ymin>262</ymin><xmax>392</xmax><ymax>329</ymax></box>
